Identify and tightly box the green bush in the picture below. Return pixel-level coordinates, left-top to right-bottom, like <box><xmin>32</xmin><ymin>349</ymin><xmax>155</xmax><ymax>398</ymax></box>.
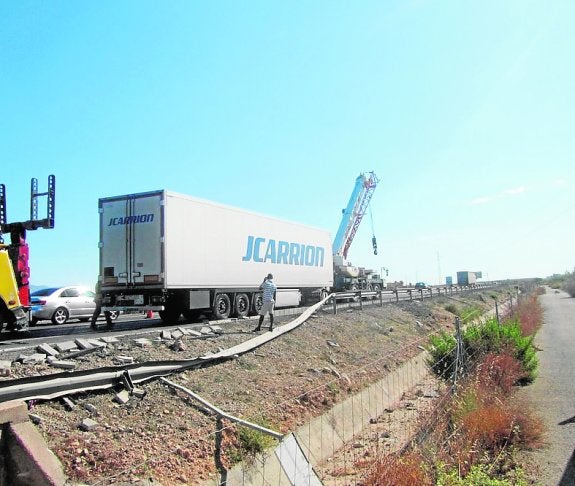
<box><xmin>437</xmin><ymin>464</ymin><xmax>527</xmax><ymax>486</ymax></box>
<box><xmin>427</xmin><ymin>318</ymin><xmax>538</xmax><ymax>383</ymax></box>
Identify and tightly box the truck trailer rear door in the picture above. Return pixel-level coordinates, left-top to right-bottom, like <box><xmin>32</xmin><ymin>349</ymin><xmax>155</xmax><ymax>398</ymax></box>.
<box><xmin>99</xmin><ymin>192</ymin><xmax>163</xmax><ymax>286</ymax></box>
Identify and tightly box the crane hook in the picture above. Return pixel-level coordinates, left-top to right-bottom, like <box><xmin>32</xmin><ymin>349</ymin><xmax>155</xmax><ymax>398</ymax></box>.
<box><xmin>372</xmin><ymin>236</ymin><xmax>378</xmax><ymax>255</ymax></box>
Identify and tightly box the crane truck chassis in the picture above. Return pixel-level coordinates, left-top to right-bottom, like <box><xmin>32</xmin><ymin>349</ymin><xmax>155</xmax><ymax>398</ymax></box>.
<box><xmin>0</xmin><ymin>176</ymin><xmax>56</xmax><ymax>331</ymax></box>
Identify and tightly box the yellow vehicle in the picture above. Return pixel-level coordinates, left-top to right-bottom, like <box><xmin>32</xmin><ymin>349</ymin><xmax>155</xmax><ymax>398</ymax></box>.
<box><xmin>0</xmin><ymin>176</ymin><xmax>55</xmax><ymax>332</ymax></box>
<box><xmin>0</xmin><ymin>245</ymin><xmax>28</xmax><ymax>330</ymax></box>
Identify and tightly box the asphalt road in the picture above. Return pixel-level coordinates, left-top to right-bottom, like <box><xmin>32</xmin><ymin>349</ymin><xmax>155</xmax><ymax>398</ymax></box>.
<box><xmin>521</xmin><ymin>288</ymin><xmax>575</xmax><ymax>485</ymax></box>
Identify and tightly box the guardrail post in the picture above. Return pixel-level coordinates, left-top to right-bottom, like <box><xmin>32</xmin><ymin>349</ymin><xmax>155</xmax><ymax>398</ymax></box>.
<box><xmin>408</xmin><ymin>289</ymin><xmax>413</xmax><ymax>301</ymax></box>
<box><xmin>419</xmin><ymin>289</ymin><xmax>424</xmax><ymax>301</ymax></box>
<box><xmin>332</xmin><ymin>295</ymin><xmax>337</xmax><ymax>315</ymax></box>
<box><xmin>379</xmin><ymin>290</ymin><xmax>383</xmax><ymax>307</ymax></box>
<box><xmin>359</xmin><ymin>291</ymin><xmax>363</xmax><ymax>310</ymax></box>
<box><xmin>394</xmin><ymin>290</ymin><xmax>399</xmax><ymax>303</ymax></box>
<box><xmin>430</xmin><ymin>288</ymin><xmax>433</xmax><ymax>298</ymax></box>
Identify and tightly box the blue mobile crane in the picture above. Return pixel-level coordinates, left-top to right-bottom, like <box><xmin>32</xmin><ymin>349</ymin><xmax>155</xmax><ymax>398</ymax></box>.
<box><xmin>332</xmin><ymin>172</ymin><xmax>384</xmax><ymax>292</ymax></box>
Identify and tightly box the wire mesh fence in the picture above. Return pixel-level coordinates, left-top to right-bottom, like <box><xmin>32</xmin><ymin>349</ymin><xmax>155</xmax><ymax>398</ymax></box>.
<box><xmin>90</xmin><ymin>288</ymin><xmax>527</xmax><ymax>485</ymax></box>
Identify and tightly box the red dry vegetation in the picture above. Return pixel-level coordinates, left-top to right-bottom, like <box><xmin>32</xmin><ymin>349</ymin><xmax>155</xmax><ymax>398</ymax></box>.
<box><xmin>516</xmin><ymin>294</ymin><xmax>543</xmax><ymax>336</ymax></box>
<box><xmin>363</xmin><ymin>451</ymin><xmax>433</xmax><ymax>486</ymax></box>
<box><xmin>476</xmin><ymin>350</ymin><xmax>526</xmax><ymax>394</ymax></box>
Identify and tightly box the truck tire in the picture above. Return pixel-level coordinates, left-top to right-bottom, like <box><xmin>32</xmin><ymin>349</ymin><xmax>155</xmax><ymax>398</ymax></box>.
<box><xmin>251</xmin><ymin>293</ymin><xmax>263</xmax><ymax>315</ymax></box>
<box><xmin>51</xmin><ymin>307</ymin><xmax>69</xmax><ymax>325</ymax></box>
<box><xmin>212</xmin><ymin>293</ymin><xmax>231</xmax><ymax>320</ymax></box>
<box><xmin>234</xmin><ymin>293</ymin><xmax>249</xmax><ymax>318</ymax></box>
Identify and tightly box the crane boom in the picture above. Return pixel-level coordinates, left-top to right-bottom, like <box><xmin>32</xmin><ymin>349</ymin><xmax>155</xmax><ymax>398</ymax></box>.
<box><xmin>332</xmin><ymin>171</ymin><xmax>379</xmax><ymax>259</ymax></box>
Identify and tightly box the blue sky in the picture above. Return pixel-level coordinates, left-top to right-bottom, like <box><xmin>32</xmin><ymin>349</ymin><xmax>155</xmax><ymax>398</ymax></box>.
<box><xmin>1</xmin><ymin>1</ymin><xmax>573</xmax><ymax>288</ymax></box>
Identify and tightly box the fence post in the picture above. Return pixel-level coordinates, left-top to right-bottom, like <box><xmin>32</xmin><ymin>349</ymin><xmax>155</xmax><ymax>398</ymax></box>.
<box><xmin>453</xmin><ymin>316</ymin><xmax>462</xmax><ymax>394</ymax></box>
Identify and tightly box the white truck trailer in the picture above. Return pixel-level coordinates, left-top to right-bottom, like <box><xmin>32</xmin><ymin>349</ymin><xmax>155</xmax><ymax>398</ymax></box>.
<box><xmin>98</xmin><ymin>190</ymin><xmax>333</xmax><ymax>322</ymax></box>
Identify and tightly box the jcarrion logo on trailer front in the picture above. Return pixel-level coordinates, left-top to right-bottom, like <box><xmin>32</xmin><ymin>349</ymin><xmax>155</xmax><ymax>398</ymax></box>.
<box><xmin>107</xmin><ymin>214</ymin><xmax>155</xmax><ymax>226</ymax></box>
<box><xmin>241</xmin><ymin>235</ymin><xmax>325</xmax><ymax>267</ymax></box>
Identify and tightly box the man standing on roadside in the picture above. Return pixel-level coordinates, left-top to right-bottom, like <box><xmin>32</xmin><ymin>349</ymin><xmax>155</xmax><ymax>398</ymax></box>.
<box><xmin>254</xmin><ymin>273</ymin><xmax>277</xmax><ymax>332</ymax></box>
<box><xmin>91</xmin><ymin>280</ymin><xmax>113</xmax><ymax>329</ymax></box>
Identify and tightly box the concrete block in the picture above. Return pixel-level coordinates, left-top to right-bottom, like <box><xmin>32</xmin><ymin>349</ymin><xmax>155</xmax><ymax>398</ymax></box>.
<box><xmin>62</xmin><ymin>398</ymin><xmax>75</xmax><ymax>411</ymax></box>
<box><xmin>131</xmin><ymin>388</ymin><xmax>146</xmax><ymax>399</ymax></box>
<box><xmin>79</xmin><ymin>418</ymin><xmax>98</xmax><ymax>431</ymax></box>
<box><xmin>22</xmin><ymin>354</ymin><xmax>47</xmax><ymax>364</ymax></box>
<box><xmin>74</xmin><ymin>338</ymin><xmax>93</xmax><ymax>350</ymax></box>
<box><xmin>200</xmin><ymin>327</ymin><xmax>213</xmax><ymax>335</ymax></box>
<box><xmin>83</xmin><ymin>403</ymin><xmax>97</xmax><ymax>414</ymax></box>
<box><xmin>7</xmin><ymin>421</ymin><xmax>66</xmax><ymax>486</ymax></box>
<box><xmin>0</xmin><ymin>360</ymin><xmax>11</xmax><ymax>377</ymax></box>
<box><xmin>209</xmin><ymin>325</ymin><xmax>223</xmax><ymax>333</ymax></box>
<box><xmin>134</xmin><ymin>338</ymin><xmax>152</xmax><ymax>347</ymax></box>
<box><xmin>88</xmin><ymin>339</ymin><xmax>107</xmax><ymax>347</ymax></box>
<box><xmin>101</xmin><ymin>336</ymin><xmax>119</xmax><ymax>344</ymax></box>
<box><xmin>36</xmin><ymin>343</ymin><xmax>60</xmax><ymax>357</ymax></box>
<box><xmin>28</xmin><ymin>414</ymin><xmax>42</xmax><ymax>425</ymax></box>
<box><xmin>171</xmin><ymin>330</ymin><xmax>184</xmax><ymax>340</ymax></box>
<box><xmin>0</xmin><ymin>400</ymin><xmax>29</xmax><ymax>425</ymax></box>
<box><xmin>50</xmin><ymin>360</ymin><xmax>76</xmax><ymax>370</ymax></box>
<box><xmin>114</xmin><ymin>355</ymin><xmax>135</xmax><ymax>365</ymax></box>
<box><xmin>188</xmin><ymin>330</ymin><xmax>203</xmax><ymax>337</ymax></box>
<box><xmin>160</xmin><ymin>330</ymin><xmax>172</xmax><ymax>340</ymax></box>
<box><xmin>54</xmin><ymin>341</ymin><xmax>78</xmax><ymax>353</ymax></box>
<box><xmin>113</xmin><ymin>390</ymin><xmax>130</xmax><ymax>405</ymax></box>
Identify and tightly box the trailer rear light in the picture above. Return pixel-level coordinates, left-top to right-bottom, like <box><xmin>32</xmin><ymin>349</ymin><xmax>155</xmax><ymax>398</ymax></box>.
<box><xmin>150</xmin><ymin>295</ymin><xmax>164</xmax><ymax>305</ymax></box>
<box><xmin>144</xmin><ymin>274</ymin><xmax>161</xmax><ymax>283</ymax></box>
<box><xmin>104</xmin><ymin>276</ymin><xmax>118</xmax><ymax>284</ymax></box>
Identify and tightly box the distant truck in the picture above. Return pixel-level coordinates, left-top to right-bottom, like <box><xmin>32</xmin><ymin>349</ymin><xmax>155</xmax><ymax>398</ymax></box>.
<box><xmin>98</xmin><ymin>190</ymin><xmax>333</xmax><ymax>323</ymax></box>
<box><xmin>456</xmin><ymin>271</ymin><xmax>477</xmax><ymax>286</ymax></box>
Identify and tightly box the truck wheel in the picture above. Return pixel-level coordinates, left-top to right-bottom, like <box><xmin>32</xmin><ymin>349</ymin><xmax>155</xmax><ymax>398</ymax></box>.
<box><xmin>51</xmin><ymin>307</ymin><xmax>69</xmax><ymax>325</ymax></box>
<box><xmin>251</xmin><ymin>293</ymin><xmax>263</xmax><ymax>315</ymax></box>
<box><xmin>213</xmin><ymin>294</ymin><xmax>231</xmax><ymax>320</ymax></box>
<box><xmin>234</xmin><ymin>293</ymin><xmax>249</xmax><ymax>318</ymax></box>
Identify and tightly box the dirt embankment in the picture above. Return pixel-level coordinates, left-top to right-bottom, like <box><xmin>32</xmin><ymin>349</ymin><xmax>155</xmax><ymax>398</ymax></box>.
<box><xmin>9</xmin><ymin>291</ymin><xmax>497</xmax><ymax>485</ymax></box>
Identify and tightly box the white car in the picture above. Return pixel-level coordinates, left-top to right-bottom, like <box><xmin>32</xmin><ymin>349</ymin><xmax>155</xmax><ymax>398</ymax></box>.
<box><xmin>30</xmin><ymin>286</ymin><xmax>119</xmax><ymax>325</ymax></box>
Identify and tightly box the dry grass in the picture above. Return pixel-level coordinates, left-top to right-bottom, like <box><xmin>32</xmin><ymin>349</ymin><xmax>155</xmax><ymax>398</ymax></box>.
<box><xmin>364</xmin><ymin>451</ymin><xmax>433</xmax><ymax>486</ymax></box>
<box><xmin>516</xmin><ymin>294</ymin><xmax>543</xmax><ymax>336</ymax></box>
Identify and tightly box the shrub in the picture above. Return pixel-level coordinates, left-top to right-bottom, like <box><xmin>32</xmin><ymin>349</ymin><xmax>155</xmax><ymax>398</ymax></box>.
<box><xmin>437</xmin><ymin>463</ymin><xmax>522</xmax><ymax>485</ymax></box>
<box><xmin>445</xmin><ymin>303</ymin><xmax>459</xmax><ymax>315</ymax></box>
<box><xmin>476</xmin><ymin>352</ymin><xmax>526</xmax><ymax>394</ymax></box>
<box><xmin>427</xmin><ymin>318</ymin><xmax>538</xmax><ymax>384</ymax></box>
<box><xmin>364</xmin><ymin>451</ymin><xmax>433</xmax><ymax>486</ymax></box>
<box><xmin>564</xmin><ymin>277</ymin><xmax>575</xmax><ymax>297</ymax></box>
